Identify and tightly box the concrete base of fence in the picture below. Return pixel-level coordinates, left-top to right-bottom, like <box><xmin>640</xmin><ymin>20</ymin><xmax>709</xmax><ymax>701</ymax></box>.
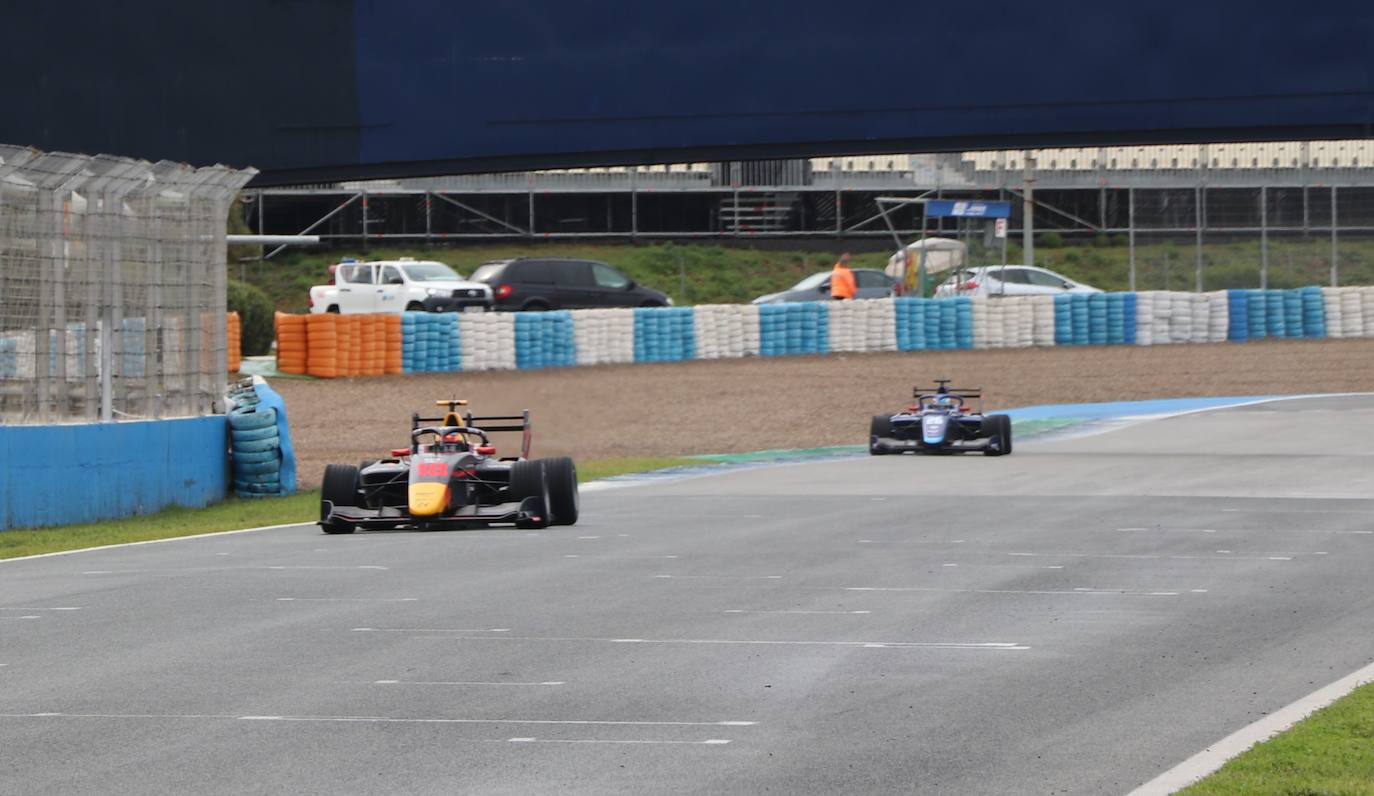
<box><xmin>0</xmin><ymin>416</ymin><xmax>228</xmax><ymax>530</ymax></box>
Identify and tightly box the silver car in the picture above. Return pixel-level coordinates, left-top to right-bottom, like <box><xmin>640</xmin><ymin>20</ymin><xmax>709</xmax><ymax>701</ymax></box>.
<box><xmin>934</xmin><ymin>265</ymin><xmax>1101</xmax><ymax>298</ymax></box>
<box><xmin>752</xmin><ymin>269</ymin><xmax>898</xmax><ymax>304</ymax></box>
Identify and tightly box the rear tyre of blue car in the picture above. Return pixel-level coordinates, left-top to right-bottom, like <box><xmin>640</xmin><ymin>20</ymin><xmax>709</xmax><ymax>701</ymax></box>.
<box><xmin>982</xmin><ymin>415</ymin><xmax>1012</xmax><ymax>456</ymax></box>
<box><xmin>869</xmin><ymin>415</ymin><xmax>893</xmax><ymax>455</ymax></box>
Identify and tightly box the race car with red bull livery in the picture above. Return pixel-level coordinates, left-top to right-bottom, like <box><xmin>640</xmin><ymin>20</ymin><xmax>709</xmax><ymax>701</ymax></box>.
<box><xmin>869</xmin><ymin>381</ymin><xmax>1013</xmax><ymax>456</ymax></box>
<box><xmin>319</xmin><ymin>400</ymin><xmax>578</xmax><ymax>533</ymax></box>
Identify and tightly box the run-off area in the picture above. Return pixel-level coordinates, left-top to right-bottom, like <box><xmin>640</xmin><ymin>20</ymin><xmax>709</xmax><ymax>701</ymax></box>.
<box><xmin>1</xmin><ymin>397</ymin><xmax>1372</xmax><ymax>795</ymax></box>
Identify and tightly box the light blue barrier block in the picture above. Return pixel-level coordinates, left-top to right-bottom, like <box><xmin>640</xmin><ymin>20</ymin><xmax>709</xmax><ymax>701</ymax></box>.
<box><xmin>758</xmin><ymin>303</ymin><xmax>827</xmax><ymax>356</ymax></box>
<box><xmin>634</xmin><ymin>306</ymin><xmax>695</xmax><ymax>362</ymax></box>
<box><xmin>516</xmin><ymin>311</ymin><xmax>576</xmax><ymax>369</ymax></box>
<box><xmin>0</xmin><ymin>416</ymin><xmax>227</xmax><ymax>530</ymax></box>
<box><xmin>1300</xmin><ymin>286</ymin><xmax>1326</xmax><ymax>338</ymax></box>
<box><xmin>1227</xmin><ymin>289</ymin><xmax>1249</xmax><ymax>341</ymax></box>
<box><xmin>894</xmin><ymin>298</ymin><xmax>928</xmax><ymax>351</ymax></box>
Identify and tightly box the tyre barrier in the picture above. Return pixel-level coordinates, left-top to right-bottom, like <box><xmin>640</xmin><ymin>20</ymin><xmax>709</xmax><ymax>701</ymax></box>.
<box><xmin>227</xmin><ymin>377</ymin><xmax>296</xmax><ymax>497</ymax></box>
<box><xmin>267</xmin><ymin>286</ymin><xmax>1373</xmax><ymax>378</ymax></box>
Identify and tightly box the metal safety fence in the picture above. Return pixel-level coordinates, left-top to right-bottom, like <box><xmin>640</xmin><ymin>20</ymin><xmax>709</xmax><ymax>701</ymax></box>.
<box><xmin>0</xmin><ymin>145</ymin><xmax>256</xmax><ymax>423</ymax></box>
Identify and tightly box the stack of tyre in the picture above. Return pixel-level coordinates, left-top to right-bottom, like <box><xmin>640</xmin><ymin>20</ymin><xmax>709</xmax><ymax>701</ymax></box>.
<box><xmin>229</xmin><ymin>387</ymin><xmax>285</xmax><ymax>497</ymax></box>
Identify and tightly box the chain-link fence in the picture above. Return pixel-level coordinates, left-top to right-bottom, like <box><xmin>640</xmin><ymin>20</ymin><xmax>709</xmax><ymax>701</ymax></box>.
<box><xmin>0</xmin><ymin>145</ymin><xmax>256</xmax><ymax>423</ymax></box>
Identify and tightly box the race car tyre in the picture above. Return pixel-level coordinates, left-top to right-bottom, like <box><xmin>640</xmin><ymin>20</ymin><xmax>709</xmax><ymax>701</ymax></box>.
<box><xmin>320</xmin><ymin>463</ymin><xmax>359</xmax><ymax>534</ymax></box>
<box><xmin>983</xmin><ymin>415</ymin><xmax>1013</xmax><ymax>456</ymax></box>
<box><xmin>869</xmin><ymin>414</ymin><xmax>893</xmax><ymax>455</ymax></box>
<box><xmin>509</xmin><ymin>460</ymin><xmax>545</xmax><ymax>501</ymax></box>
<box><xmin>541</xmin><ymin>457</ymin><xmax>579</xmax><ymax>526</ymax></box>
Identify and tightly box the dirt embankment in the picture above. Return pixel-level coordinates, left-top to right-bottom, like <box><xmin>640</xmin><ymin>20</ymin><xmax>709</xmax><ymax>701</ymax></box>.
<box><xmin>273</xmin><ymin>338</ymin><xmax>1374</xmax><ymax>488</ymax></box>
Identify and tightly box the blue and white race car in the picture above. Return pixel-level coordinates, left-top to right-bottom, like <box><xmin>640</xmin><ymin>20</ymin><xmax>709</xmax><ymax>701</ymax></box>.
<box><xmin>869</xmin><ymin>381</ymin><xmax>1012</xmax><ymax>456</ymax></box>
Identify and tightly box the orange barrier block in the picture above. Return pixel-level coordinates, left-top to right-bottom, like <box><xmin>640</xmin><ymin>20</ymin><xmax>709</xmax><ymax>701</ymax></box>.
<box><xmin>227</xmin><ymin>312</ymin><xmax>242</xmax><ymax>373</ymax></box>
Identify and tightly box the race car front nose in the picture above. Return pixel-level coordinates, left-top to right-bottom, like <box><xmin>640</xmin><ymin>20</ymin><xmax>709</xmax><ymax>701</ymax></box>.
<box><xmin>408</xmin><ymin>482</ymin><xmax>450</xmax><ymax>516</ymax></box>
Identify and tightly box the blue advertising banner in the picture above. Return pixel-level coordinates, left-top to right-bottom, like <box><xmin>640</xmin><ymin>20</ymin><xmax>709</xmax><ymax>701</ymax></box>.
<box><xmin>925</xmin><ymin>200</ymin><xmax>1013</xmax><ymax>219</ymax></box>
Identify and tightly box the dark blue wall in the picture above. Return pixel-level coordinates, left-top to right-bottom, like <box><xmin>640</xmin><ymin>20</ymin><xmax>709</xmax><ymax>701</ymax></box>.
<box><xmin>3</xmin><ymin>2</ymin><xmax>1372</xmax><ymax>184</ymax></box>
<box><xmin>0</xmin><ymin>417</ymin><xmax>227</xmax><ymax>530</ymax></box>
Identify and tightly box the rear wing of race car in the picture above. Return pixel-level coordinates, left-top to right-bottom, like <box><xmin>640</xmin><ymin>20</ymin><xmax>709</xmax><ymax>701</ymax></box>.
<box><xmin>411</xmin><ymin>402</ymin><xmax>533</xmax><ymax>459</ymax></box>
<box><xmin>464</xmin><ymin>410</ymin><xmax>533</xmax><ymax>460</ymax></box>
<box><xmin>913</xmin><ymin>383</ymin><xmax>984</xmax><ymax>412</ymax></box>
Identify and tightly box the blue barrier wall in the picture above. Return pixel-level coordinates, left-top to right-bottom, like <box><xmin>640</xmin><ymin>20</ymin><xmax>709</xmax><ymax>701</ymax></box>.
<box><xmin>0</xmin><ymin>416</ymin><xmax>227</xmax><ymax>530</ymax></box>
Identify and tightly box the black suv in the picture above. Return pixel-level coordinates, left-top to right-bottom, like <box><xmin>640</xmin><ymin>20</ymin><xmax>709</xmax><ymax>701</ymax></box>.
<box><xmin>469</xmin><ymin>258</ymin><xmax>671</xmax><ymax>311</ymax></box>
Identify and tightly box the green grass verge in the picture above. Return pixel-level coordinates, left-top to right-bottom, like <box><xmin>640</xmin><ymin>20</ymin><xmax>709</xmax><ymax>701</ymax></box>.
<box><xmin>238</xmin><ymin>238</ymin><xmax>1374</xmax><ymax>315</ymax></box>
<box><xmin>1177</xmin><ymin>682</ymin><xmax>1374</xmax><ymax>795</ymax></box>
<box><xmin>0</xmin><ymin>456</ymin><xmax>709</xmax><ymax>561</ymax></box>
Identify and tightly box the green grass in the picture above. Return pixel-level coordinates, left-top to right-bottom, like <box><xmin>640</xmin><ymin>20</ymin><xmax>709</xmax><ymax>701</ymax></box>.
<box><xmin>0</xmin><ymin>457</ymin><xmax>709</xmax><ymax>561</ymax></box>
<box><xmin>0</xmin><ymin>492</ymin><xmax>321</xmax><ymax>561</ymax></box>
<box><xmin>1178</xmin><ymin>682</ymin><xmax>1374</xmax><ymax>795</ymax></box>
<box><xmin>238</xmin><ymin>237</ymin><xmax>1374</xmax><ymax>315</ymax></box>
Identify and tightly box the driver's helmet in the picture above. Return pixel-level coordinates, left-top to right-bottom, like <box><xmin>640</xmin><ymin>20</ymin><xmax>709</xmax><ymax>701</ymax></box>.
<box><xmin>937</xmin><ymin>394</ymin><xmax>957</xmax><ymax>407</ymax></box>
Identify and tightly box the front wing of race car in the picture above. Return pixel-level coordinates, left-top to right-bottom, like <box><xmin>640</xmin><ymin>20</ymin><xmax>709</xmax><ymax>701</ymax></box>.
<box><xmin>320</xmin><ymin>495</ymin><xmax>548</xmax><ymax>530</ymax></box>
<box><xmin>870</xmin><ymin>435</ymin><xmax>998</xmax><ymax>454</ymax></box>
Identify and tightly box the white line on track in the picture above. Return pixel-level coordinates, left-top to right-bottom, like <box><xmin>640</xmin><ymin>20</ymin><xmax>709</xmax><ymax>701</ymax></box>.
<box><xmin>80</xmin><ymin>565</ymin><xmax>389</xmax><ymax>574</ymax></box>
<box><xmin>858</xmin><ymin>539</ymin><xmax>967</xmax><ymax>545</ymax></box>
<box><xmin>845</xmin><ymin>586</ymin><xmax>1182</xmax><ymax>596</ymax></box>
<box><xmin>277</xmin><ymin>597</ymin><xmax>417</xmax><ymax>602</ymax></box>
<box><xmin>0</xmin><ymin>712</ymin><xmax>755</xmax><ymax>727</ymax></box>
<box><xmin>268</xmin><ymin>565</ymin><xmax>389</xmax><ymax>570</ymax></box>
<box><xmin>508</xmin><ymin>737</ymin><xmax>732</xmax><ymax>745</ymax></box>
<box><xmin>370</xmin><ymin>680</ymin><xmax>565</xmax><ymax>686</ymax></box>
<box><xmin>724</xmin><ymin>609</ymin><xmax>871</xmax><ymax>615</ymax></box>
<box><xmin>0</xmin><ymin>522</ymin><xmax>312</xmax><ymax>564</ymax></box>
<box><xmin>0</xmin><ymin>607</ymin><xmax>81</xmax><ymax>611</ymax></box>
<box><xmin>352</xmin><ymin>628</ymin><xmax>510</xmax><ymax>633</ymax></box>
<box><xmin>654</xmin><ymin>574</ymin><xmax>782</xmax><ymax>580</ymax></box>
<box><xmin>563</xmin><ymin>555</ymin><xmax>679</xmax><ymax>559</ymax></box>
<box><xmin>1126</xmin><ymin>658</ymin><xmax>1374</xmax><ymax>795</ymax></box>
<box><xmin>350</xmin><ymin>631</ymin><xmax>1026</xmax><ymax>651</ymax></box>
<box><xmin>0</xmin><ymin>616</ymin><xmax>40</xmax><ymax>620</ymax></box>
<box><xmin>940</xmin><ymin>563</ymin><xmax>1065</xmax><ymax>569</ymax></box>
<box><xmin>1007</xmin><ymin>552</ymin><xmax>1295</xmax><ymax>561</ymax></box>
<box><xmin>1116</xmin><ymin>527</ymin><xmax>1369</xmax><ymax>535</ymax></box>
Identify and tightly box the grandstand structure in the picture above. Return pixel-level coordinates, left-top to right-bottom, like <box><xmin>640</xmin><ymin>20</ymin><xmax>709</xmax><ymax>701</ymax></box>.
<box><xmin>252</xmin><ymin>141</ymin><xmax>1374</xmax><ymax>263</ymax></box>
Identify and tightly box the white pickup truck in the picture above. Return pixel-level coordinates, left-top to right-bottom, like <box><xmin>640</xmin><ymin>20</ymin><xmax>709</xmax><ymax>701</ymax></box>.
<box><xmin>308</xmin><ymin>258</ymin><xmax>494</xmax><ymax>314</ymax></box>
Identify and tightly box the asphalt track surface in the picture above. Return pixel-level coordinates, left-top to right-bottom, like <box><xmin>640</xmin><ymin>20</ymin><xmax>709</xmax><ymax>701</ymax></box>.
<box><xmin>3</xmin><ymin>396</ymin><xmax>1373</xmax><ymax>795</ymax></box>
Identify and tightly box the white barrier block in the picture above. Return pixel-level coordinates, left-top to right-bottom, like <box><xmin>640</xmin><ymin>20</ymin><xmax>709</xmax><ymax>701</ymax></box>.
<box><xmin>1031</xmin><ymin>296</ymin><xmax>1055</xmax><ymax>347</ymax></box>
<box><xmin>969</xmin><ymin>297</ymin><xmax>988</xmax><ymax>350</ymax></box>
<box><xmin>460</xmin><ymin>312</ymin><xmax>516</xmax><ymax>371</ymax></box>
<box><xmin>1135</xmin><ymin>291</ymin><xmax>1155</xmax><ymax>346</ymax></box>
<box><xmin>1206</xmin><ymin>291</ymin><xmax>1229</xmax><ymax>343</ymax></box>
<box><xmin>1323</xmin><ymin>287</ymin><xmax>1344</xmax><ymax>338</ymax></box>
<box><xmin>1339</xmin><ymin>288</ymin><xmax>1363</xmax><ymax>337</ymax></box>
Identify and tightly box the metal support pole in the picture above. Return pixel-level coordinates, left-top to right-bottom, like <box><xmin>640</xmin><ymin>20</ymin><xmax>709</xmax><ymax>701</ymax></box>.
<box><xmin>361</xmin><ymin>191</ymin><xmax>369</xmax><ymax>249</ymax></box>
<box><xmin>835</xmin><ymin>189</ymin><xmax>842</xmax><ymax>236</ymax></box>
<box><xmin>1022</xmin><ymin>153</ymin><xmax>1035</xmax><ymax>267</ymax></box>
<box><xmin>631</xmin><ymin>172</ymin><xmax>638</xmax><ymax>239</ymax></box>
<box><xmin>1260</xmin><ymin>186</ymin><xmax>1268</xmax><ymax>290</ymax></box>
<box><xmin>424</xmin><ymin>192</ymin><xmax>432</xmax><ymax>244</ymax></box>
<box><xmin>528</xmin><ymin>188</ymin><xmax>535</xmax><ymax>237</ymax></box>
<box><xmin>1128</xmin><ymin>187</ymin><xmax>1136</xmax><ymax>292</ymax></box>
<box><xmin>1194</xmin><ymin>185</ymin><xmax>1204</xmax><ymax>293</ymax></box>
<box><xmin>1331</xmin><ymin>187</ymin><xmax>1339</xmax><ymax>286</ymax></box>
<box><xmin>999</xmin><ymin>188</ymin><xmax>1009</xmax><ymax>266</ymax></box>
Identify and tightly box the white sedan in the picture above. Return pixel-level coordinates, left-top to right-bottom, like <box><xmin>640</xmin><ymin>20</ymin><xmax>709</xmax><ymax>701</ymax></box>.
<box><xmin>934</xmin><ymin>265</ymin><xmax>1101</xmax><ymax>298</ymax></box>
<box><xmin>309</xmin><ymin>258</ymin><xmax>493</xmax><ymax>314</ymax></box>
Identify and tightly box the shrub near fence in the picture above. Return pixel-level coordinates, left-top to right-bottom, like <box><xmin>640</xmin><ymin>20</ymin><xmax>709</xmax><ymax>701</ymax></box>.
<box><xmin>269</xmin><ymin>287</ymin><xmax>1373</xmax><ymax>379</ymax></box>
